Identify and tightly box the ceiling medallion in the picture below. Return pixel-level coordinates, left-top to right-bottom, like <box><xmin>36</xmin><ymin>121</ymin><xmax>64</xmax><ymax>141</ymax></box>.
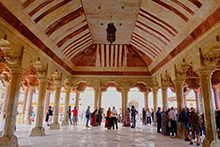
<box><xmin>106</xmin><ymin>16</ymin><xmax>117</xmax><ymax>44</ymax></box>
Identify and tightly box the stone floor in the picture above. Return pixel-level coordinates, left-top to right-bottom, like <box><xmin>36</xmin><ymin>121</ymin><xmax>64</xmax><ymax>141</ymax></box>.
<box><xmin>15</xmin><ymin>122</ymin><xmax>195</xmax><ymax>147</ymax></box>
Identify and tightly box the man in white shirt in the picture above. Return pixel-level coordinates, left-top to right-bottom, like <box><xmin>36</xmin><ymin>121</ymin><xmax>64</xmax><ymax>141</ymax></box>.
<box><xmin>111</xmin><ymin>106</ymin><xmax>118</xmax><ymax>129</ymax></box>
<box><xmin>168</xmin><ymin>107</ymin><xmax>177</xmax><ymax>136</ymax></box>
<box><xmin>146</xmin><ymin>108</ymin><xmax>152</xmax><ymax>124</ymax></box>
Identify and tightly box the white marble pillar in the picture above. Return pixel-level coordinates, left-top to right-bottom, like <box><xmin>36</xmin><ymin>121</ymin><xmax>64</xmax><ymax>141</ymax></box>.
<box><xmin>212</xmin><ymin>85</ymin><xmax>220</xmax><ymax>110</ymax></box>
<box><xmin>50</xmin><ymin>85</ymin><xmax>61</xmax><ymax>130</ymax></box>
<box><xmin>161</xmin><ymin>85</ymin><xmax>168</xmax><ymax>109</ymax></box>
<box><xmin>0</xmin><ymin>68</ymin><xmax>23</xmax><ymax>146</ymax></box>
<box><xmin>24</xmin><ymin>86</ymin><xmax>35</xmax><ymax>125</ymax></box>
<box><xmin>43</xmin><ymin>90</ymin><xmax>51</xmax><ymax>119</ymax></box>
<box><xmin>98</xmin><ymin>91</ymin><xmax>102</xmax><ymax>109</ymax></box>
<box><xmin>75</xmin><ymin>91</ymin><xmax>80</xmax><ymax>110</ymax></box>
<box><xmin>122</xmin><ymin>90</ymin><xmax>128</xmax><ymax>125</ymax></box>
<box><xmin>94</xmin><ymin>89</ymin><xmax>99</xmax><ymax>110</ymax></box>
<box><xmin>61</xmin><ymin>88</ymin><xmax>71</xmax><ymax>126</ymax></box>
<box><xmin>22</xmin><ymin>86</ymin><xmax>29</xmax><ymax>123</ymax></box>
<box><xmin>30</xmin><ymin>78</ymin><xmax>47</xmax><ymax>136</ymax></box>
<box><xmin>184</xmin><ymin>93</ymin><xmax>187</xmax><ymax>107</ymax></box>
<box><xmin>194</xmin><ymin>89</ymin><xmax>201</xmax><ymax>113</ymax></box>
<box><xmin>198</xmin><ymin>70</ymin><xmax>217</xmax><ymax>142</ymax></box>
<box><xmin>0</xmin><ymin>81</ymin><xmax>10</xmax><ymax>125</ymax></box>
<box><xmin>144</xmin><ymin>92</ymin><xmax>149</xmax><ymax>110</ymax></box>
<box><xmin>152</xmin><ymin>88</ymin><xmax>158</xmax><ymax>126</ymax></box>
<box><xmin>173</xmin><ymin>79</ymin><xmax>185</xmax><ymax>139</ymax></box>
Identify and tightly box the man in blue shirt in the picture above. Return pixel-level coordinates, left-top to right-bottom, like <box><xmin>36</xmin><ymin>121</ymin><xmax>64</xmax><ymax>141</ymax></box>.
<box><xmin>156</xmin><ymin>107</ymin><xmax>162</xmax><ymax>133</ymax></box>
<box><xmin>131</xmin><ymin>106</ymin><xmax>138</xmax><ymax>128</ymax></box>
<box><xmin>179</xmin><ymin>108</ymin><xmax>190</xmax><ymax>141</ymax></box>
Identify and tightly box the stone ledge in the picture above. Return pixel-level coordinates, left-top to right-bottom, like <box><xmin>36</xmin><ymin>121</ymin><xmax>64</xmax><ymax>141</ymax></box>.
<box><xmin>30</xmin><ymin>127</ymin><xmax>45</xmax><ymax>136</ymax></box>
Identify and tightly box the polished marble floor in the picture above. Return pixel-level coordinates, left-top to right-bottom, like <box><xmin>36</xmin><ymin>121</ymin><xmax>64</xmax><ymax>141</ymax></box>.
<box><xmin>15</xmin><ymin>122</ymin><xmax>195</xmax><ymax>147</ymax></box>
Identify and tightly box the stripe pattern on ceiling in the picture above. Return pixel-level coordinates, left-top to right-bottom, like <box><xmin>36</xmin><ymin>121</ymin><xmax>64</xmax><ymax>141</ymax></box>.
<box><xmin>21</xmin><ymin>0</ymin><xmax>92</xmax><ymax>60</ymax></box>
<box><xmin>131</xmin><ymin>0</ymin><xmax>202</xmax><ymax>60</ymax></box>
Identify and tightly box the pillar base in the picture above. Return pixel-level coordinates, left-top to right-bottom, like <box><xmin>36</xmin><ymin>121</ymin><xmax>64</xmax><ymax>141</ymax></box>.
<box><xmin>61</xmin><ymin>120</ymin><xmax>69</xmax><ymax>126</ymax></box>
<box><xmin>0</xmin><ymin>134</ymin><xmax>18</xmax><ymax>147</ymax></box>
<box><xmin>30</xmin><ymin>127</ymin><xmax>45</xmax><ymax>136</ymax></box>
<box><xmin>176</xmin><ymin>123</ymin><xmax>184</xmax><ymax>139</ymax></box>
<box><xmin>152</xmin><ymin>121</ymin><xmax>157</xmax><ymax>127</ymax></box>
<box><xmin>210</xmin><ymin>139</ymin><xmax>220</xmax><ymax>147</ymax></box>
<box><xmin>49</xmin><ymin>122</ymin><xmax>60</xmax><ymax>130</ymax></box>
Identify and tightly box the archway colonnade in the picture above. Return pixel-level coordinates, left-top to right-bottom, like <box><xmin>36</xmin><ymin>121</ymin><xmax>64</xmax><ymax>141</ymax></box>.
<box><xmin>0</xmin><ymin>17</ymin><xmax>219</xmax><ymax>147</ymax></box>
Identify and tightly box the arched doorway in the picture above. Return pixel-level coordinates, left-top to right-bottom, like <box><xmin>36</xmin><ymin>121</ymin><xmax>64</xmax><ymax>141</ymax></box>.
<box><xmin>128</xmin><ymin>100</ymin><xmax>139</xmax><ymax>111</ymax></box>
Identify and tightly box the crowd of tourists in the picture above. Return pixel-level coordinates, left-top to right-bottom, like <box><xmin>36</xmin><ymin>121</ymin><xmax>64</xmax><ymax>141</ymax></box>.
<box><xmin>44</xmin><ymin>104</ymin><xmax>220</xmax><ymax>146</ymax></box>
<box><xmin>154</xmin><ymin>106</ymin><xmax>220</xmax><ymax>146</ymax></box>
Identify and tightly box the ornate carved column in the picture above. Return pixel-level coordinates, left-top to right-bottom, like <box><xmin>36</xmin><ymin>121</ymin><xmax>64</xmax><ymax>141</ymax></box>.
<box><xmin>30</xmin><ymin>59</ymin><xmax>48</xmax><ymax>136</ymax></box>
<box><xmin>197</xmin><ymin>70</ymin><xmax>217</xmax><ymax>142</ymax></box>
<box><xmin>194</xmin><ymin>40</ymin><xmax>220</xmax><ymax>145</ymax></box>
<box><xmin>0</xmin><ymin>72</ymin><xmax>11</xmax><ymax>124</ymax></box>
<box><xmin>61</xmin><ymin>77</ymin><xmax>71</xmax><ymax>126</ymax></box>
<box><xmin>50</xmin><ymin>71</ymin><xmax>62</xmax><ymax>130</ymax></box>
<box><xmin>212</xmin><ymin>85</ymin><xmax>220</xmax><ymax>110</ymax></box>
<box><xmin>173</xmin><ymin>62</ymin><xmax>190</xmax><ymax>138</ymax></box>
<box><xmin>21</xmin><ymin>80</ymin><xmax>29</xmax><ymax>123</ymax></box>
<box><xmin>24</xmin><ymin>85</ymin><xmax>35</xmax><ymax>125</ymax></box>
<box><xmin>193</xmin><ymin>89</ymin><xmax>201</xmax><ymax>113</ymax></box>
<box><xmin>0</xmin><ymin>42</ymin><xmax>25</xmax><ymax>146</ymax></box>
<box><xmin>144</xmin><ymin>91</ymin><xmax>149</xmax><ymax>110</ymax></box>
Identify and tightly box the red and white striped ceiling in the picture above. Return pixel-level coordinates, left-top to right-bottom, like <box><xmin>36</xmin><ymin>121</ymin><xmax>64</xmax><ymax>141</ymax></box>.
<box><xmin>0</xmin><ymin>0</ymin><xmax>219</xmax><ymax>75</ymax></box>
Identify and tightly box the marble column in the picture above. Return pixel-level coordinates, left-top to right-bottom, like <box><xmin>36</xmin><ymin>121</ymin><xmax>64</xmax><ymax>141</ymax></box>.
<box><xmin>212</xmin><ymin>85</ymin><xmax>220</xmax><ymax>110</ymax></box>
<box><xmin>75</xmin><ymin>91</ymin><xmax>80</xmax><ymax>110</ymax></box>
<box><xmin>144</xmin><ymin>92</ymin><xmax>149</xmax><ymax>110</ymax></box>
<box><xmin>198</xmin><ymin>70</ymin><xmax>217</xmax><ymax>142</ymax></box>
<box><xmin>0</xmin><ymin>81</ymin><xmax>10</xmax><ymax>125</ymax></box>
<box><xmin>0</xmin><ymin>67</ymin><xmax>23</xmax><ymax>146</ymax></box>
<box><xmin>122</xmin><ymin>90</ymin><xmax>128</xmax><ymax>125</ymax></box>
<box><xmin>98</xmin><ymin>91</ymin><xmax>102</xmax><ymax>109</ymax></box>
<box><xmin>50</xmin><ymin>85</ymin><xmax>61</xmax><ymax>130</ymax></box>
<box><xmin>173</xmin><ymin>79</ymin><xmax>185</xmax><ymax>139</ymax></box>
<box><xmin>22</xmin><ymin>86</ymin><xmax>29</xmax><ymax>123</ymax></box>
<box><xmin>30</xmin><ymin>78</ymin><xmax>47</xmax><ymax>136</ymax></box>
<box><xmin>43</xmin><ymin>90</ymin><xmax>51</xmax><ymax>119</ymax></box>
<box><xmin>24</xmin><ymin>86</ymin><xmax>35</xmax><ymax>125</ymax></box>
<box><xmin>161</xmin><ymin>85</ymin><xmax>168</xmax><ymax>109</ymax></box>
<box><xmin>194</xmin><ymin>89</ymin><xmax>201</xmax><ymax>113</ymax></box>
<box><xmin>152</xmin><ymin>88</ymin><xmax>158</xmax><ymax>126</ymax></box>
<box><xmin>61</xmin><ymin>88</ymin><xmax>71</xmax><ymax>126</ymax></box>
<box><xmin>183</xmin><ymin>93</ymin><xmax>187</xmax><ymax>107</ymax></box>
<box><xmin>94</xmin><ymin>89</ymin><xmax>99</xmax><ymax>110</ymax></box>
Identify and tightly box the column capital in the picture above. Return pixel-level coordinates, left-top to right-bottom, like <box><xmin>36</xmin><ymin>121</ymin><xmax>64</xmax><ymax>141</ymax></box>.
<box><xmin>52</xmin><ymin>70</ymin><xmax>62</xmax><ymax>85</ymax></box>
<box><xmin>32</xmin><ymin>59</ymin><xmax>47</xmax><ymax>79</ymax></box>
<box><xmin>195</xmin><ymin>69</ymin><xmax>214</xmax><ymax>78</ymax></box>
<box><xmin>63</xmin><ymin>77</ymin><xmax>71</xmax><ymax>91</ymax></box>
<box><xmin>174</xmin><ymin>61</ymin><xmax>190</xmax><ymax>81</ymax></box>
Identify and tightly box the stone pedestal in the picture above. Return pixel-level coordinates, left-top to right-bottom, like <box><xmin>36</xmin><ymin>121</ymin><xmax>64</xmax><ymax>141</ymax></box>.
<box><xmin>61</xmin><ymin>88</ymin><xmax>71</xmax><ymax>126</ymax></box>
<box><xmin>0</xmin><ymin>134</ymin><xmax>18</xmax><ymax>147</ymax></box>
<box><xmin>173</xmin><ymin>79</ymin><xmax>184</xmax><ymax>139</ymax></box>
<box><xmin>50</xmin><ymin>122</ymin><xmax>60</xmax><ymax>130</ymax></box>
<box><xmin>30</xmin><ymin>78</ymin><xmax>47</xmax><ymax>136</ymax></box>
<box><xmin>50</xmin><ymin>85</ymin><xmax>61</xmax><ymax>130</ymax></box>
<box><xmin>30</xmin><ymin>127</ymin><xmax>45</xmax><ymax>136</ymax></box>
